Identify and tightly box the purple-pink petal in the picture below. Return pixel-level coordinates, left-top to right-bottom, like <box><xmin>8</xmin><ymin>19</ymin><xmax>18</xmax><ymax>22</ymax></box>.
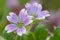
<box><xmin>7</xmin><ymin>12</ymin><xmax>18</xmax><ymax>23</ymax></box>
<box><xmin>25</xmin><ymin>3</ymin><xmax>42</xmax><ymax>16</ymax></box>
<box><xmin>5</xmin><ymin>24</ymin><xmax>17</xmax><ymax>33</ymax></box>
<box><xmin>25</xmin><ymin>3</ymin><xmax>50</xmax><ymax>20</ymax></box>
<box><xmin>19</xmin><ymin>9</ymin><xmax>33</xmax><ymax>26</ymax></box>
<box><xmin>37</xmin><ymin>14</ymin><xmax>45</xmax><ymax>19</ymax></box>
<box><xmin>37</xmin><ymin>12</ymin><xmax>45</xmax><ymax>19</ymax></box>
<box><xmin>21</xmin><ymin>27</ymin><xmax>26</xmax><ymax>34</ymax></box>
<box><xmin>17</xmin><ymin>28</ymin><xmax>22</xmax><ymax>36</ymax></box>
<box><xmin>17</xmin><ymin>27</ymin><xmax>26</xmax><ymax>36</ymax></box>
<box><xmin>25</xmin><ymin>3</ymin><xmax>36</xmax><ymax>15</ymax></box>
<box><xmin>41</xmin><ymin>10</ymin><xmax>50</xmax><ymax>17</ymax></box>
<box><xmin>24</xmin><ymin>19</ymin><xmax>33</xmax><ymax>26</ymax></box>
<box><xmin>32</xmin><ymin>3</ymin><xmax>42</xmax><ymax>12</ymax></box>
<box><xmin>37</xmin><ymin>10</ymin><xmax>50</xmax><ymax>19</ymax></box>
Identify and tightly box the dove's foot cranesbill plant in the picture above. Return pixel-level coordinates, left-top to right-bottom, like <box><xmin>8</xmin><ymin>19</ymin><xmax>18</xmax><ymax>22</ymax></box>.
<box><xmin>25</xmin><ymin>3</ymin><xmax>50</xmax><ymax>19</ymax></box>
<box><xmin>5</xmin><ymin>9</ymin><xmax>33</xmax><ymax>36</ymax></box>
<box><xmin>5</xmin><ymin>2</ymin><xmax>50</xmax><ymax>36</ymax></box>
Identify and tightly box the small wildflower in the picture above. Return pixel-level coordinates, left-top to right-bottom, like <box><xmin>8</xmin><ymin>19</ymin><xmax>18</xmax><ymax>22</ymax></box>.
<box><xmin>5</xmin><ymin>9</ymin><xmax>33</xmax><ymax>36</ymax></box>
<box><xmin>25</xmin><ymin>3</ymin><xmax>50</xmax><ymax>19</ymax></box>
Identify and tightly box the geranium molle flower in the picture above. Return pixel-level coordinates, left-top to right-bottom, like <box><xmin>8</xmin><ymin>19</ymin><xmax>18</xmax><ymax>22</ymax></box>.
<box><xmin>5</xmin><ymin>9</ymin><xmax>33</xmax><ymax>36</ymax></box>
<box><xmin>25</xmin><ymin>3</ymin><xmax>50</xmax><ymax>19</ymax></box>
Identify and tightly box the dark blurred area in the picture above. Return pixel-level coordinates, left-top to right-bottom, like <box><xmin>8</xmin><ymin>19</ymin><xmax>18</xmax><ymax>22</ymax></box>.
<box><xmin>44</xmin><ymin>9</ymin><xmax>60</xmax><ymax>32</ymax></box>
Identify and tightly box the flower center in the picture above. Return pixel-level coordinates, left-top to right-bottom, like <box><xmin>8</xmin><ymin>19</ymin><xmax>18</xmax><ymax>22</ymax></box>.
<box><xmin>33</xmin><ymin>13</ymin><xmax>37</xmax><ymax>17</ymax></box>
<box><xmin>30</xmin><ymin>13</ymin><xmax>37</xmax><ymax>19</ymax></box>
<box><xmin>17</xmin><ymin>23</ymin><xmax>23</xmax><ymax>28</ymax></box>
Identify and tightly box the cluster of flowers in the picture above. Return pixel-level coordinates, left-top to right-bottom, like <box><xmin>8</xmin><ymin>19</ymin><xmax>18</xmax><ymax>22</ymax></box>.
<box><xmin>5</xmin><ymin>3</ymin><xmax>50</xmax><ymax>36</ymax></box>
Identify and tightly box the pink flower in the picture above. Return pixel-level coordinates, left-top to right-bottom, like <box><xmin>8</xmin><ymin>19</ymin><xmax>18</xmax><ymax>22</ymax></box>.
<box><xmin>5</xmin><ymin>9</ymin><xmax>33</xmax><ymax>36</ymax></box>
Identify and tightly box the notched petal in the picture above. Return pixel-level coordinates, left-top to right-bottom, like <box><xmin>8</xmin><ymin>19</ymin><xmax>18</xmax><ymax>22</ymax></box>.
<box><xmin>21</xmin><ymin>27</ymin><xmax>26</xmax><ymax>34</ymax></box>
<box><xmin>7</xmin><ymin>12</ymin><xmax>18</xmax><ymax>23</ymax></box>
<box><xmin>17</xmin><ymin>28</ymin><xmax>23</xmax><ymax>36</ymax></box>
<box><xmin>19</xmin><ymin>9</ymin><xmax>33</xmax><ymax>26</ymax></box>
<box><xmin>5</xmin><ymin>24</ymin><xmax>17</xmax><ymax>33</ymax></box>
<box><xmin>42</xmin><ymin>10</ymin><xmax>50</xmax><ymax>17</ymax></box>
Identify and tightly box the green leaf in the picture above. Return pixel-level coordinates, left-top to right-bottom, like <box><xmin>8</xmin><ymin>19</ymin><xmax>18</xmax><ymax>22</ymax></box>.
<box><xmin>16</xmin><ymin>24</ymin><xmax>48</xmax><ymax>40</ymax></box>
<box><xmin>16</xmin><ymin>32</ymin><xmax>36</xmax><ymax>40</ymax></box>
<box><xmin>34</xmin><ymin>24</ymin><xmax>48</xmax><ymax>40</ymax></box>
<box><xmin>0</xmin><ymin>2</ymin><xmax>9</xmax><ymax>33</ymax></box>
<box><xmin>26</xmin><ymin>32</ymin><xmax>36</xmax><ymax>40</ymax></box>
<box><xmin>0</xmin><ymin>6</ymin><xmax>9</xmax><ymax>33</ymax></box>
<box><xmin>0</xmin><ymin>36</ymin><xmax>5</xmax><ymax>40</ymax></box>
<box><xmin>3</xmin><ymin>31</ymin><xmax>15</xmax><ymax>40</ymax></box>
<box><xmin>50</xmin><ymin>28</ymin><xmax>60</xmax><ymax>40</ymax></box>
<box><xmin>16</xmin><ymin>35</ymin><xmax>24</xmax><ymax>40</ymax></box>
<box><xmin>0</xmin><ymin>0</ymin><xmax>6</xmax><ymax>20</ymax></box>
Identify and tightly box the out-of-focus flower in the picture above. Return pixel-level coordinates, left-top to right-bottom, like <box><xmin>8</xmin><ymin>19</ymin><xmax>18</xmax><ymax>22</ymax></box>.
<box><xmin>44</xmin><ymin>9</ymin><xmax>60</xmax><ymax>32</ymax></box>
<box><xmin>7</xmin><ymin>0</ymin><xmax>19</xmax><ymax>8</ymax></box>
<box><xmin>49</xmin><ymin>10</ymin><xmax>60</xmax><ymax>26</ymax></box>
<box><xmin>25</xmin><ymin>3</ymin><xmax>50</xmax><ymax>19</ymax></box>
<box><xmin>5</xmin><ymin>9</ymin><xmax>33</xmax><ymax>36</ymax></box>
